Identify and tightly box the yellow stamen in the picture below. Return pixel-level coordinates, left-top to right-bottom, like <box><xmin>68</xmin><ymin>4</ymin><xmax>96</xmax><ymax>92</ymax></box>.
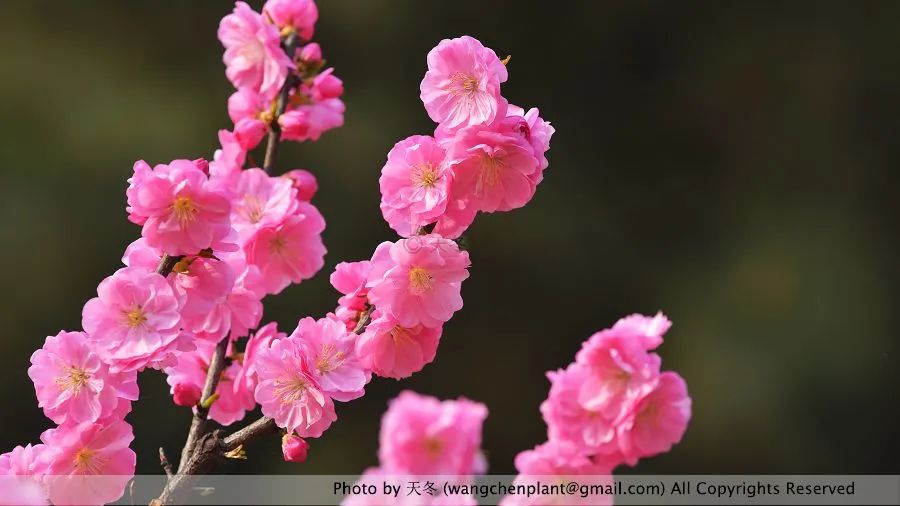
<box><xmin>389</xmin><ymin>326</ymin><xmax>413</xmax><ymax>345</ymax></box>
<box><xmin>73</xmin><ymin>447</ymin><xmax>106</xmax><ymax>474</ymax></box>
<box><xmin>476</xmin><ymin>153</ymin><xmax>504</xmax><ymax>192</ymax></box>
<box><xmin>55</xmin><ymin>365</ymin><xmax>90</xmax><ymax>393</ymax></box>
<box><xmin>424</xmin><ymin>437</ymin><xmax>443</xmax><ymax>457</ymax></box>
<box><xmin>315</xmin><ymin>344</ymin><xmax>346</xmax><ymax>374</ymax></box>
<box><xmin>243</xmin><ymin>195</ymin><xmax>266</xmax><ymax>224</ymax></box>
<box><xmin>448</xmin><ymin>72</ymin><xmax>480</xmax><ymax>98</ymax></box>
<box><xmin>123</xmin><ymin>306</ymin><xmax>147</xmax><ymax>328</ymax></box>
<box><xmin>408</xmin><ymin>266</ymin><xmax>434</xmax><ymax>294</ymax></box>
<box><xmin>272</xmin><ymin>377</ymin><xmax>309</xmax><ymax>405</ymax></box>
<box><xmin>270</xmin><ymin>234</ymin><xmax>287</xmax><ymax>254</ymax></box>
<box><xmin>171</xmin><ymin>196</ymin><xmax>198</xmax><ymax>225</ymax></box>
<box><xmin>411</xmin><ymin>163</ymin><xmax>439</xmax><ymax>188</ymax></box>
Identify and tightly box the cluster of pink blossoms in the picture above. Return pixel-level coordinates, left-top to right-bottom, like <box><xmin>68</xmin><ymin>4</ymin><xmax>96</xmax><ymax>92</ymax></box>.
<box><xmin>343</xmin><ymin>391</ymin><xmax>487</xmax><ymax>506</ymax></box>
<box><xmin>2</xmin><ymin>1</ymin><xmax>339</xmax><ymax>504</ymax></box>
<box><xmin>380</xmin><ymin>36</ymin><xmax>553</xmax><ymax>238</ymax></box>
<box><xmin>502</xmin><ymin>313</ymin><xmax>692</xmax><ymax>505</ymax></box>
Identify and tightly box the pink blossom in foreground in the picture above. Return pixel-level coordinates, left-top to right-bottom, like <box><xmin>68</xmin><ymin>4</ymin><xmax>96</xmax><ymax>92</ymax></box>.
<box><xmin>279</xmin><ymin>97</ymin><xmax>345</xmax><ymax>142</ymax></box>
<box><xmin>209</xmin><ymin>129</ymin><xmax>247</xmax><ymax>191</ymax></box>
<box><xmin>254</xmin><ymin>336</ymin><xmax>336</xmax><ymax>438</ymax></box>
<box><xmin>420</xmin><ymin>36</ymin><xmax>508</xmax><ymax>131</ymax></box>
<box><xmin>281</xmin><ymin>434</ymin><xmax>310</xmax><ymax>463</ymax></box>
<box><xmin>244</xmin><ymin>201</ymin><xmax>327</xmax><ymax>295</ymax></box>
<box><xmin>540</xmin><ymin>363</ymin><xmax>621</xmax><ymax>462</ymax></box>
<box><xmin>330</xmin><ymin>260</ymin><xmax>371</xmax><ymax>329</ymax></box>
<box><xmin>290</xmin><ymin>316</ymin><xmax>368</xmax><ymax>402</ymax></box>
<box><xmin>502</xmin><ymin>442</ymin><xmax>613</xmax><ymax>506</ymax></box>
<box><xmin>283</xmin><ymin>169</ymin><xmax>319</xmax><ymax>201</ymax></box>
<box><xmin>505</xmin><ymin>105</ymin><xmax>554</xmax><ymax>185</ymax></box>
<box><xmin>126</xmin><ymin>159</ymin><xmax>232</xmax><ymax>255</ymax></box>
<box><xmin>28</xmin><ymin>331</ymin><xmax>138</xmax><ymax>425</ymax></box>
<box><xmin>219</xmin><ymin>1</ymin><xmax>293</xmax><ymax>98</ymax></box>
<box><xmin>379</xmin><ymin>135</ymin><xmax>452</xmax><ymax>237</ymax></box>
<box><xmin>615</xmin><ymin>371</ymin><xmax>691</xmax><ymax>466</ymax></box>
<box><xmin>171</xmin><ymin>257</ymin><xmax>236</xmax><ymax>338</ymax></box>
<box><xmin>40</xmin><ymin>421</ymin><xmax>135</xmax><ymax>506</ymax></box>
<box><xmin>0</xmin><ymin>444</ymin><xmax>48</xmax><ymax>506</ymax></box>
<box><xmin>165</xmin><ymin>340</ymin><xmax>255</xmax><ymax>426</ymax></box>
<box><xmin>573</xmin><ymin>313</ymin><xmax>666</xmax><ymax>418</ymax></box>
<box><xmin>228</xmin><ymin>88</ymin><xmax>270</xmax><ymax>150</ymax></box>
<box><xmin>431</xmin><ymin>197</ymin><xmax>478</xmax><ymax>239</ymax></box>
<box><xmin>235</xmin><ymin>322</ymin><xmax>286</xmax><ymax>396</ymax></box>
<box><xmin>367</xmin><ymin>235</ymin><xmax>470</xmax><ymax>328</ymax></box>
<box><xmin>230</xmin><ymin>168</ymin><xmax>299</xmax><ymax>239</ymax></box>
<box><xmin>192</xmin><ymin>254</ymin><xmax>265</xmax><ymax>342</ymax></box>
<box><xmin>82</xmin><ymin>267</ymin><xmax>191</xmax><ymax>372</ymax></box>
<box><xmin>264</xmin><ymin>0</ymin><xmax>318</xmax><ymax>40</ymax></box>
<box><xmin>356</xmin><ymin>312</ymin><xmax>441</xmax><ymax>379</ymax></box>
<box><xmin>444</xmin><ymin>122</ymin><xmax>540</xmax><ymax>213</ymax></box>
<box><xmin>378</xmin><ymin>391</ymin><xmax>487</xmax><ymax>475</ymax></box>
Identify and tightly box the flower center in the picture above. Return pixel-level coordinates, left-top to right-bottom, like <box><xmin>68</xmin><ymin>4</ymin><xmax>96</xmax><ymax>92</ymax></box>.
<box><xmin>389</xmin><ymin>326</ymin><xmax>413</xmax><ymax>344</ymax></box>
<box><xmin>172</xmin><ymin>196</ymin><xmax>198</xmax><ymax>225</ymax></box>
<box><xmin>55</xmin><ymin>365</ymin><xmax>90</xmax><ymax>394</ymax></box>
<box><xmin>408</xmin><ymin>266</ymin><xmax>434</xmax><ymax>295</ymax></box>
<box><xmin>123</xmin><ymin>306</ymin><xmax>148</xmax><ymax>328</ymax></box>
<box><xmin>477</xmin><ymin>153</ymin><xmax>503</xmax><ymax>189</ymax></box>
<box><xmin>243</xmin><ymin>195</ymin><xmax>266</xmax><ymax>224</ymax></box>
<box><xmin>315</xmin><ymin>344</ymin><xmax>346</xmax><ymax>374</ymax></box>
<box><xmin>273</xmin><ymin>377</ymin><xmax>309</xmax><ymax>405</ymax></box>
<box><xmin>73</xmin><ymin>447</ymin><xmax>106</xmax><ymax>475</ymax></box>
<box><xmin>411</xmin><ymin>163</ymin><xmax>439</xmax><ymax>188</ymax></box>
<box><xmin>449</xmin><ymin>72</ymin><xmax>479</xmax><ymax>98</ymax></box>
<box><xmin>270</xmin><ymin>234</ymin><xmax>287</xmax><ymax>254</ymax></box>
<box><xmin>424</xmin><ymin>437</ymin><xmax>443</xmax><ymax>457</ymax></box>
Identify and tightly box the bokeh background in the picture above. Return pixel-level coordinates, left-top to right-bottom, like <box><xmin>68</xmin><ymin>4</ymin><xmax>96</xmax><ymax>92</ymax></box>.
<box><xmin>1</xmin><ymin>0</ymin><xmax>898</xmax><ymax>479</ymax></box>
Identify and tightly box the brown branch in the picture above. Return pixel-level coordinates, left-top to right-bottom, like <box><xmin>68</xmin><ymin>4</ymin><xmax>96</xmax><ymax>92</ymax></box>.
<box><xmin>158</xmin><ymin>447</ymin><xmax>174</xmax><ymax>479</ymax></box>
<box><xmin>223</xmin><ymin>416</ymin><xmax>278</xmax><ymax>451</ymax></box>
<box><xmin>156</xmin><ymin>254</ymin><xmax>181</xmax><ymax>276</ymax></box>
<box><xmin>262</xmin><ymin>31</ymin><xmax>300</xmax><ymax>174</ymax></box>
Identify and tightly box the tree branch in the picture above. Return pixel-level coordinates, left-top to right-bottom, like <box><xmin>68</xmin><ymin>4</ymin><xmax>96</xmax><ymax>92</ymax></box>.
<box><xmin>262</xmin><ymin>31</ymin><xmax>299</xmax><ymax>174</ymax></box>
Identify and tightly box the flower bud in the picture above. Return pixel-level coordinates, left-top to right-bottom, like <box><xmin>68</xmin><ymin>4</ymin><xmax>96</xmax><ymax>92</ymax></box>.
<box><xmin>173</xmin><ymin>383</ymin><xmax>202</xmax><ymax>407</ymax></box>
<box><xmin>299</xmin><ymin>42</ymin><xmax>322</xmax><ymax>63</ymax></box>
<box><xmin>284</xmin><ymin>169</ymin><xmax>318</xmax><ymax>201</ymax></box>
<box><xmin>282</xmin><ymin>433</ymin><xmax>310</xmax><ymax>462</ymax></box>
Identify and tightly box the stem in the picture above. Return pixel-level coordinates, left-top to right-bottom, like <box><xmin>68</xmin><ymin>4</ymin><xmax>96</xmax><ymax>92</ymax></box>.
<box><xmin>153</xmin><ymin>31</ymin><xmax>305</xmax><ymax>506</ymax></box>
<box><xmin>262</xmin><ymin>31</ymin><xmax>299</xmax><ymax>174</ymax></box>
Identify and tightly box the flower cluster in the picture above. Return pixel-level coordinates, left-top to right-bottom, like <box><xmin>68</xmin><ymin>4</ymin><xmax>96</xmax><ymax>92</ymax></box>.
<box><xmin>3</xmin><ymin>1</ymin><xmax>341</xmax><ymax>503</ymax></box>
<box><xmin>503</xmin><ymin>313</ymin><xmax>691</xmax><ymax>505</ymax></box>
<box><xmin>380</xmin><ymin>36</ymin><xmax>554</xmax><ymax>238</ymax></box>
<box><xmin>342</xmin><ymin>391</ymin><xmax>487</xmax><ymax>506</ymax></box>
<box><xmin>221</xmin><ymin>0</ymin><xmax>344</xmax><ymax>149</ymax></box>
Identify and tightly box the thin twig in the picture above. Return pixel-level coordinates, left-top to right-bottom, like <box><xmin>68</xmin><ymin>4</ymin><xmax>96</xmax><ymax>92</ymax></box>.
<box><xmin>158</xmin><ymin>448</ymin><xmax>174</xmax><ymax>479</ymax></box>
<box><xmin>177</xmin><ymin>338</ymin><xmax>228</xmax><ymax>473</ymax></box>
<box><xmin>262</xmin><ymin>31</ymin><xmax>299</xmax><ymax>174</ymax></box>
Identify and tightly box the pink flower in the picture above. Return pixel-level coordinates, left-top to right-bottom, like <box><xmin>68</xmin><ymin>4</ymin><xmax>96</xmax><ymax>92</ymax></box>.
<box><xmin>228</xmin><ymin>88</ymin><xmax>270</xmax><ymax>150</ymax></box>
<box><xmin>504</xmin><ymin>442</ymin><xmax>613</xmax><ymax>506</ymax></box>
<box><xmin>164</xmin><ymin>340</ymin><xmax>255</xmax><ymax>426</ymax></box>
<box><xmin>573</xmin><ymin>314</ymin><xmax>666</xmax><ymax>418</ymax></box>
<box><xmin>0</xmin><ymin>444</ymin><xmax>48</xmax><ymax>506</ymax></box>
<box><xmin>230</xmin><ymin>168</ymin><xmax>299</xmax><ymax>239</ymax></box>
<box><xmin>356</xmin><ymin>312</ymin><xmax>441</xmax><ymax>379</ymax></box>
<box><xmin>378</xmin><ymin>391</ymin><xmax>487</xmax><ymax>475</ymax></box>
<box><xmin>540</xmin><ymin>363</ymin><xmax>621</xmax><ymax>462</ymax></box>
<box><xmin>420</xmin><ymin>36</ymin><xmax>508</xmax><ymax>131</ymax></box>
<box><xmin>281</xmin><ymin>434</ymin><xmax>310</xmax><ymax>463</ymax></box>
<box><xmin>264</xmin><ymin>0</ymin><xmax>318</xmax><ymax>40</ymax></box>
<box><xmin>514</xmin><ymin>441</ymin><xmax>612</xmax><ymax>477</ymax></box>
<box><xmin>40</xmin><ymin>421</ymin><xmax>136</xmax><ymax>506</ymax></box>
<box><xmin>82</xmin><ymin>267</ymin><xmax>191</xmax><ymax>372</ymax></box>
<box><xmin>299</xmin><ymin>42</ymin><xmax>322</xmax><ymax>64</ymax></box>
<box><xmin>191</xmin><ymin>254</ymin><xmax>265</xmax><ymax>342</ymax></box>
<box><xmin>219</xmin><ymin>1</ymin><xmax>293</xmax><ymax>98</ymax></box>
<box><xmin>279</xmin><ymin>97</ymin><xmax>345</xmax><ymax>142</ymax></box>
<box><xmin>431</xmin><ymin>197</ymin><xmax>478</xmax><ymax>239</ymax></box>
<box><xmin>209</xmin><ymin>129</ymin><xmax>247</xmax><ymax>190</ymax></box>
<box><xmin>172</xmin><ymin>257</ymin><xmax>236</xmax><ymax>337</ymax></box>
<box><xmin>28</xmin><ymin>331</ymin><xmax>138</xmax><ymax>425</ymax></box>
<box><xmin>616</xmin><ymin>371</ymin><xmax>691</xmax><ymax>466</ymax></box>
<box><xmin>235</xmin><ymin>322</ymin><xmax>286</xmax><ymax>395</ymax></box>
<box><xmin>379</xmin><ymin>135</ymin><xmax>452</xmax><ymax>236</ymax></box>
<box><xmin>367</xmin><ymin>235</ymin><xmax>470</xmax><ymax>328</ymax></box>
<box><xmin>283</xmin><ymin>169</ymin><xmax>319</xmax><ymax>201</ymax></box>
<box><xmin>244</xmin><ymin>201</ymin><xmax>327</xmax><ymax>295</ymax></box>
<box><xmin>445</xmin><ymin>122</ymin><xmax>540</xmax><ymax>213</ymax></box>
<box><xmin>126</xmin><ymin>159</ymin><xmax>232</xmax><ymax>256</ymax></box>
<box><xmin>253</xmin><ymin>336</ymin><xmax>336</xmax><ymax>438</ymax></box>
<box><xmin>506</xmin><ymin>105</ymin><xmax>554</xmax><ymax>185</ymax></box>
<box><xmin>290</xmin><ymin>317</ymin><xmax>367</xmax><ymax>402</ymax></box>
<box><xmin>330</xmin><ymin>260</ymin><xmax>371</xmax><ymax>317</ymax></box>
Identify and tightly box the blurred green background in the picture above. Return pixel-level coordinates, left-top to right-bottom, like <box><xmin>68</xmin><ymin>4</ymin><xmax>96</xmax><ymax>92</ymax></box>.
<box><xmin>1</xmin><ymin>0</ymin><xmax>898</xmax><ymax>478</ymax></box>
